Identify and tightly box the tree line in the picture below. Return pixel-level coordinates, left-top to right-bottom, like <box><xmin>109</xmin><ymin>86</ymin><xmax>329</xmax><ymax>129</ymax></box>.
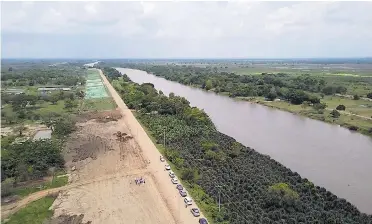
<box><xmin>114</xmin><ymin>64</ymin><xmax>356</xmax><ymax>105</ymax></box>
<box><xmin>1</xmin><ymin>67</ymin><xmax>86</xmax><ymax>87</ymax></box>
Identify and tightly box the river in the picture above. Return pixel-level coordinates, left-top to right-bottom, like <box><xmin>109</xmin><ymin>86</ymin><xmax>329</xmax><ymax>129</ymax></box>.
<box><xmin>116</xmin><ymin>68</ymin><xmax>372</xmax><ymax>214</ymax></box>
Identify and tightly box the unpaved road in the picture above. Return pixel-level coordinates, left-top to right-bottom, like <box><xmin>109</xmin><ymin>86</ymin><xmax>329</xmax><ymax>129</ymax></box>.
<box><xmin>99</xmin><ymin>69</ymin><xmax>205</xmax><ymax>223</ymax></box>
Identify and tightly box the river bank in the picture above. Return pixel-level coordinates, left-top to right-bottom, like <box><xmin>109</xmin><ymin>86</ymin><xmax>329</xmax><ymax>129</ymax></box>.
<box><xmin>155</xmin><ymin>75</ymin><xmax>372</xmax><ymax>138</ymax></box>
<box><xmin>117</xmin><ymin>68</ymin><xmax>372</xmax><ymax>214</ymax></box>
<box><xmin>106</xmin><ymin>68</ymin><xmax>372</xmax><ymax>223</ymax></box>
<box><xmin>233</xmin><ymin>97</ymin><xmax>372</xmax><ymax>138</ymax></box>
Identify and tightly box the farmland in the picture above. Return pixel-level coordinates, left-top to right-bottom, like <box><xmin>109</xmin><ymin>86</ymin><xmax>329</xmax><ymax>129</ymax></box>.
<box><xmin>107</xmin><ymin>69</ymin><xmax>372</xmax><ymax>224</ymax></box>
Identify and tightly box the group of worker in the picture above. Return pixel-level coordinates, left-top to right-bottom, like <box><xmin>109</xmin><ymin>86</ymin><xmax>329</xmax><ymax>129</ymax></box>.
<box><xmin>135</xmin><ymin>177</ymin><xmax>145</xmax><ymax>185</ymax></box>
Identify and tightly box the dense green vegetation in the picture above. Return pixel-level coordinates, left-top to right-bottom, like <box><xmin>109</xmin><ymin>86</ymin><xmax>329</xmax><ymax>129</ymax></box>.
<box><xmin>5</xmin><ymin>195</ymin><xmax>57</xmax><ymax>224</ymax></box>
<box><xmin>1</xmin><ymin>140</ymin><xmax>65</xmax><ymax>182</ymax></box>
<box><xmin>1</xmin><ymin>66</ymin><xmax>86</xmax><ymax>87</ymax></box>
<box><xmin>107</xmin><ymin>72</ymin><xmax>372</xmax><ymax>224</ymax></box>
<box><xmin>0</xmin><ymin>63</ymin><xmax>84</xmax><ymax>202</ymax></box>
<box><xmin>1</xmin><ymin>63</ymin><xmax>87</xmax><ymax>127</ymax></box>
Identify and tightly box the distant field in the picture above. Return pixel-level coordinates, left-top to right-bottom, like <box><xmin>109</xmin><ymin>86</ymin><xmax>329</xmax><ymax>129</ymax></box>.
<box><xmin>255</xmin><ymin>97</ymin><xmax>372</xmax><ymax>136</ymax></box>
<box><xmin>220</xmin><ymin>66</ymin><xmax>372</xmax><ymax>77</ymax></box>
<box><xmin>322</xmin><ymin>96</ymin><xmax>372</xmax><ymax>118</ymax></box>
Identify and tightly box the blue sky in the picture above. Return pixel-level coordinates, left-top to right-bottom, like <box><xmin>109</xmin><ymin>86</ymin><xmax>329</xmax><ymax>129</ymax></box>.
<box><xmin>2</xmin><ymin>1</ymin><xmax>372</xmax><ymax>58</ymax></box>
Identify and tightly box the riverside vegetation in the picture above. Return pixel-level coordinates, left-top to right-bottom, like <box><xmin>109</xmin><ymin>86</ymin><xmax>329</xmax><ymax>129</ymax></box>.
<box><xmin>107</xmin><ymin>63</ymin><xmax>372</xmax><ymax>137</ymax></box>
<box><xmin>103</xmin><ymin>67</ymin><xmax>372</xmax><ymax>224</ymax></box>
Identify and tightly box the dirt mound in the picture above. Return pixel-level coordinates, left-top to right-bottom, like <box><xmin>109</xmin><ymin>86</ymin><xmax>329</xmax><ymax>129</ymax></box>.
<box><xmin>45</xmin><ymin>214</ymin><xmax>91</xmax><ymax>224</ymax></box>
<box><xmin>71</xmin><ymin>135</ymin><xmax>113</xmax><ymax>162</ymax></box>
<box><xmin>77</xmin><ymin>110</ymin><xmax>122</xmax><ymax>123</ymax></box>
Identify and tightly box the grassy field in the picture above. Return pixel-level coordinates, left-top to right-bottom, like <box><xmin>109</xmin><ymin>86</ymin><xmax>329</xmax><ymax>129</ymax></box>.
<box><xmin>81</xmin><ymin>98</ymin><xmax>117</xmax><ymax>112</ymax></box>
<box><xmin>322</xmin><ymin>96</ymin><xmax>372</xmax><ymax>118</ymax></box>
<box><xmin>5</xmin><ymin>196</ymin><xmax>56</xmax><ymax>224</ymax></box>
<box><xmin>221</xmin><ymin>66</ymin><xmax>372</xmax><ymax>77</ymax></box>
<box><xmin>254</xmin><ymin>98</ymin><xmax>372</xmax><ymax>137</ymax></box>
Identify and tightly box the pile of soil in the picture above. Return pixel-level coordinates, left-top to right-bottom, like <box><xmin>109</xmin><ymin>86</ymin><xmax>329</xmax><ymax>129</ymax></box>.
<box><xmin>77</xmin><ymin>110</ymin><xmax>122</xmax><ymax>123</ymax></box>
<box><xmin>45</xmin><ymin>214</ymin><xmax>91</xmax><ymax>224</ymax></box>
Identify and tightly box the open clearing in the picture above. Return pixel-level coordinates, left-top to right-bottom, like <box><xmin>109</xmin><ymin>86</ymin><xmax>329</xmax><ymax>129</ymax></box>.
<box><xmin>48</xmin><ymin>110</ymin><xmax>176</xmax><ymax>224</ymax></box>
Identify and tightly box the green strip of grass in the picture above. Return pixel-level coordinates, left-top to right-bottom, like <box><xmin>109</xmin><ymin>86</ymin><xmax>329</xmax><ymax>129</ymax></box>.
<box><xmin>81</xmin><ymin>98</ymin><xmax>117</xmax><ymax>112</ymax></box>
<box><xmin>13</xmin><ymin>176</ymin><xmax>68</xmax><ymax>198</ymax></box>
<box><xmin>5</xmin><ymin>196</ymin><xmax>56</xmax><ymax>224</ymax></box>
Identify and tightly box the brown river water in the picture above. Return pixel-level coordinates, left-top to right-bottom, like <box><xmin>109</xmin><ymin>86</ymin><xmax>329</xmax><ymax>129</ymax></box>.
<box><xmin>117</xmin><ymin>68</ymin><xmax>372</xmax><ymax>214</ymax></box>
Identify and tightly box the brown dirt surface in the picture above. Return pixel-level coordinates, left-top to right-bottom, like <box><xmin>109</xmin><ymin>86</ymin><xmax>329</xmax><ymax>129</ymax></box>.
<box><xmin>49</xmin><ymin>109</ymin><xmax>176</xmax><ymax>223</ymax></box>
<box><xmin>76</xmin><ymin>109</ymin><xmax>122</xmax><ymax>123</ymax></box>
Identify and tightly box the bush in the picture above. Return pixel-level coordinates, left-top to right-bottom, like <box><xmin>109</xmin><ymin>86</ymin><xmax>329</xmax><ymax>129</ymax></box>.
<box><xmin>348</xmin><ymin>125</ymin><xmax>358</xmax><ymax>131</ymax></box>
<box><xmin>367</xmin><ymin>92</ymin><xmax>372</xmax><ymax>99</ymax></box>
<box><xmin>353</xmin><ymin>95</ymin><xmax>360</xmax><ymax>100</ymax></box>
<box><xmin>313</xmin><ymin>103</ymin><xmax>327</xmax><ymax>110</ymax></box>
<box><xmin>53</xmin><ymin>117</ymin><xmax>76</xmax><ymax>137</ymax></box>
<box><xmin>336</xmin><ymin>104</ymin><xmax>346</xmax><ymax>110</ymax></box>
<box><xmin>330</xmin><ymin>110</ymin><xmax>340</xmax><ymax>118</ymax></box>
<box><xmin>1</xmin><ymin>178</ymin><xmax>15</xmax><ymax>197</ymax></box>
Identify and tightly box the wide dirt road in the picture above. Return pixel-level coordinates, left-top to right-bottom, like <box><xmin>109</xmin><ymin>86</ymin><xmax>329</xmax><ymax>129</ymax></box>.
<box><xmin>100</xmin><ymin>69</ymin><xmax>205</xmax><ymax>224</ymax></box>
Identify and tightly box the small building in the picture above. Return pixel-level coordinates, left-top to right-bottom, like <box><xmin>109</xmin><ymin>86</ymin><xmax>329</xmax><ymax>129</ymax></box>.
<box><xmin>3</xmin><ymin>89</ymin><xmax>24</xmax><ymax>95</ymax></box>
<box><xmin>37</xmin><ymin>87</ymin><xmax>71</xmax><ymax>91</ymax></box>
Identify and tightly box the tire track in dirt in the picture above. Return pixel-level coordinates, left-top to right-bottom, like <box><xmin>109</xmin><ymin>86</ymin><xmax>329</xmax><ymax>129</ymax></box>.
<box><xmin>1</xmin><ymin>168</ymin><xmax>148</xmax><ymax>220</ymax></box>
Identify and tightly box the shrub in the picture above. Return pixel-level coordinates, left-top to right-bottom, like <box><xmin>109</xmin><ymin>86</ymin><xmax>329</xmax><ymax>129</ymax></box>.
<box><xmin>330</xmin><ymin>109</ymin><xmax>340</xmax><ymax>118</ymax></box>
<box><xmin>336</xmin><ymin>105</ymin><xmax>346</xmax><ymax>110</ymax></box>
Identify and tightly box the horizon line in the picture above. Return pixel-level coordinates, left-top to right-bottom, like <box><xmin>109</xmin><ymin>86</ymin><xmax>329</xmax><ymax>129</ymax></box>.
<box><xmin>2</xmin><ymin>57</ymin><xmax>372</xmax><ymax>60</ymax></box>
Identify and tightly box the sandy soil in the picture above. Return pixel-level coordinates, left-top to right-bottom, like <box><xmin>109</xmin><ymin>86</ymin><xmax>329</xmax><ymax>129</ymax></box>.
<box><xmin>49</xmin><ymin>113</ymin><xmax>176</xmax><ymax>224</ymax></box>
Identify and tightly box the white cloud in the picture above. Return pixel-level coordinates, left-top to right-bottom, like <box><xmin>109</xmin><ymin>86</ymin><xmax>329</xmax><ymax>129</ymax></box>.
<box><xmin>1</xmin><ymin>1</ymin><xmax>372</xmax><ymax>58</ymax></box>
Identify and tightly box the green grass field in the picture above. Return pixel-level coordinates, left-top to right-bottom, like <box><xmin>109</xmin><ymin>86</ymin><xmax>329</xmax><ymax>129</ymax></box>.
<box><xmin>256</xmin><ymin>98</ymin><xmax>372</xmax><ymax>136</ymax></box>
<box><xmin>322</xmin><ymin>96</ymin><xmax>372</xmax><ymax>118</ymax></box>
<box><xmin>221</xmin><ymin>66</ymin><xmax>372</xmax><ymax>77</ymax></box>
<box><xmin>5</xmin><ymin>196</ymin><xmax>56</xmax><ymax>224</ymax></box>
<box><xmin>81</xmin><ymin>98</ymin><xmax>117</xmax><ymax>112</ymax></box>
<box><xmin>13</xmin><ymin>176</ymin><xmax>68</xmax><ymax>198</ymax></box>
